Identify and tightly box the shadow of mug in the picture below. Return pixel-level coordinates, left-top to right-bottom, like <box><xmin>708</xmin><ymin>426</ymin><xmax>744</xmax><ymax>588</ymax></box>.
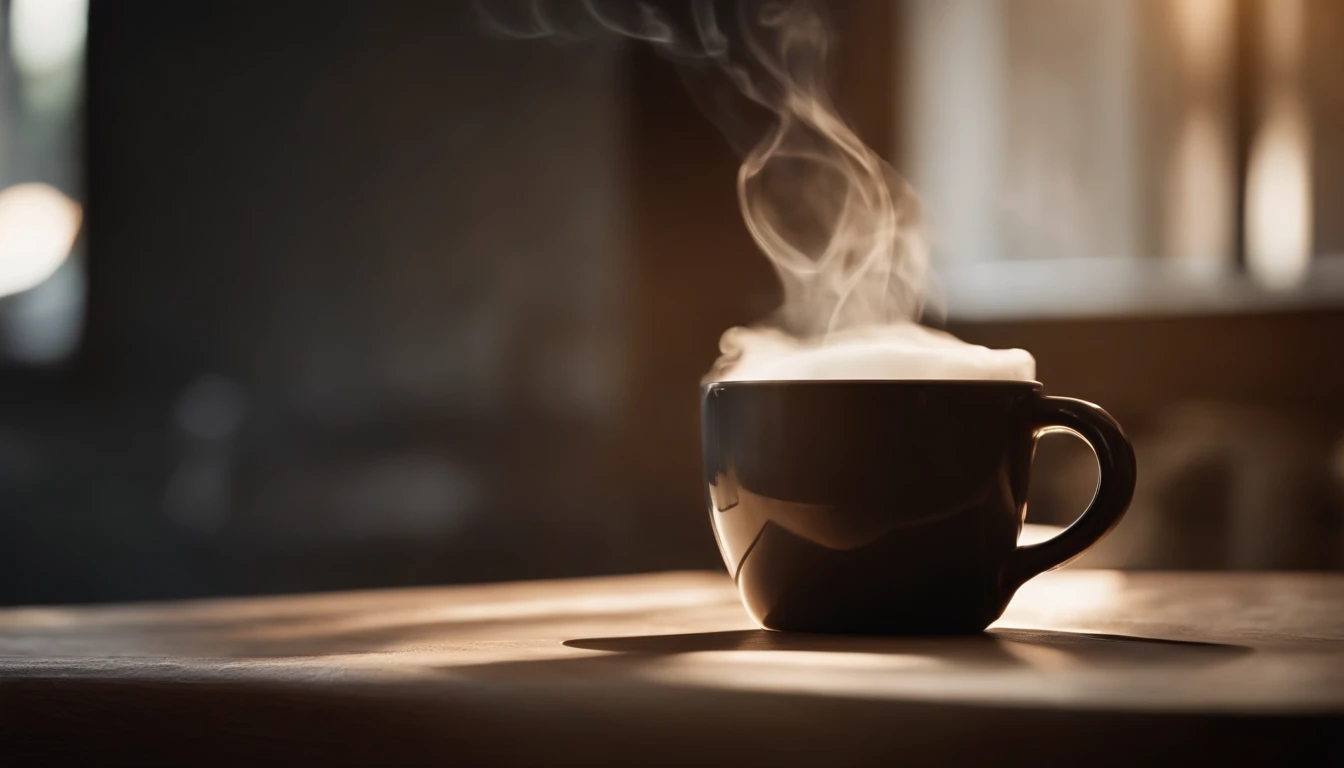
<box><xmin>565</xmin><ymin>627</ymin><xmax>1249</xmax><ymax>670</ymax></box>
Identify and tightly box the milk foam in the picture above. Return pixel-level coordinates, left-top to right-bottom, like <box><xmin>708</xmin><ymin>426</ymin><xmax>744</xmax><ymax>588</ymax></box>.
<box><xmin>712</xmin><ymin>324</ymin><xmax>1037</xmax><ymax>382</ymax></box>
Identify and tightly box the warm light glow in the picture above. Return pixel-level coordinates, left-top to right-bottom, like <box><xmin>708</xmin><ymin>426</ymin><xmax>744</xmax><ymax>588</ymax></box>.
<box><xmin>999</xmin><ymin>570</ymin><xmax>1127</xmax><ymax>626</ymax></box>
<box><xmin>679</xmin><ymin>650</ymin><xmax>934</xmax><ymax>670</ymax></box>
<box><xmin>1245</xmin><ymin>0</ymin><xmax>1312</xmax><ymax>291</ymax></box>
<box><xmin>1245</xmin><ymin>106</ymin><xmax>1312</xmax><ymax>289</ymax></box>
<box><xmin>395</xmin><ymin>586</ymin><xmax>728</xmax><ymax>623</ymax></box>
<box><xmin>1165</xmin><ymin>113</ymin><xmax>1233</xmax><ymax>263</ymax></box>
<box><xmin>217</xmin><ymin>585</ymin><xmax>732</xmax><ymax>645</ymax></box>
<box><xmin>1165</xmin><ymin>0</ymin><xmax>1233</xmax><ymax>265</ymax></box>
<box><xmin>0</xmin><ymin>184</ymin><xmax>83</xmax><ymax>298</ymax></box>
<box><xmin>995</xmin><ymin>636</ymin><xmax>1080</xmax><ymax>670</ymax></box>
<box><xmin>1172</xmin><ymin>0</ymin><xmax>1232</xmax><ymax>83</ymax></box>
<box><xmin>1018</xmin><ymin>523</ymin><xmax>1064</xmax><ymax>547</ymax></box>
<box><xmin>639</xmin><ymin>649</ymin><xmax>939</xmax><ymax>699</ymax></box>
<box><xmin>10</xmin><ymin>0</ymin><xmax>88</xmax><ymax>77</ymax></box>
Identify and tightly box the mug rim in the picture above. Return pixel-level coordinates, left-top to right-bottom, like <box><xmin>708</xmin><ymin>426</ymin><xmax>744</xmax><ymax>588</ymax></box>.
<box><xmin>703</xmin><ymin>379</ymin><xmax>1043</xmax><ymax>391</ymax></box>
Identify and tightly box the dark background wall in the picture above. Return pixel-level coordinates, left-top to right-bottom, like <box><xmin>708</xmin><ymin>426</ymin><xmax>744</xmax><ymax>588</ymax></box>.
<box><xmin>3</xmin><ymin>0</ymin><xmax>658</xmax><ymax>603</ymax></box>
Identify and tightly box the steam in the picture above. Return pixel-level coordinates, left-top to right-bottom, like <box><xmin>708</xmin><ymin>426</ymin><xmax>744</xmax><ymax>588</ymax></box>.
<box><xmin>482</xmin><ymin>0</ymin><xmax>1035</xmax><ymax>383</ymax></box>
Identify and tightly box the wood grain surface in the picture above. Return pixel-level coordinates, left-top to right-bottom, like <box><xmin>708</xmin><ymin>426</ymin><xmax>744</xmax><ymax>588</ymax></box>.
<box><xmin>1</xmin><ymin>570</ymin><xmax>1341</xmax><ymax>766</ymax></box>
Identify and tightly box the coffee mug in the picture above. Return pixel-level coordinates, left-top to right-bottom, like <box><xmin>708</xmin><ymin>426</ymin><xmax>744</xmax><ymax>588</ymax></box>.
<box><xmin>701</xmin><ymin>380</ymin><xmax>1136</xmax><ymax>634</ymax></box>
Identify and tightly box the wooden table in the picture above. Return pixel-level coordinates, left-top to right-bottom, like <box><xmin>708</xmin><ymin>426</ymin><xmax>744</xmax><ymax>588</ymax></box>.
<box><xmin>1</xmin><ymin>570</ymin><xmax>1341</xmax><ymax>766</ymax></box>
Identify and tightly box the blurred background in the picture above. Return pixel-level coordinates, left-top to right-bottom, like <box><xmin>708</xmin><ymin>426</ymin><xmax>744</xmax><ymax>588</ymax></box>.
<box><xmin>0</xmin><ymin>0</ymin><xmax>1341</xmax><ymax>605</ymax></box>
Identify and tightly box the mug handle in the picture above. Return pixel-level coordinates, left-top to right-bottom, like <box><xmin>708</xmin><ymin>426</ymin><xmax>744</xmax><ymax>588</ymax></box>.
<box><xmin>1007</xmin><ymin>396</ymin><xmax>1137</xmax><ymax>587</ymax></box>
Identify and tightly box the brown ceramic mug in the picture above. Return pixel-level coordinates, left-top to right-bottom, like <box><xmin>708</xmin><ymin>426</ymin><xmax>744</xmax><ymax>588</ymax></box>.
<box><xmin>701</xmin><ymin>380</ymin><xmax>1136</xmax><ymax>634</ymax></box>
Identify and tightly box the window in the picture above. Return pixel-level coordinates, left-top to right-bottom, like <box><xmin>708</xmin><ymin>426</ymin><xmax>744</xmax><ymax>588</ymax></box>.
<box><xmin>899</xmin><ymin>0</ymin><xmax>1344</xmax><ymax>319</ymax></box>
